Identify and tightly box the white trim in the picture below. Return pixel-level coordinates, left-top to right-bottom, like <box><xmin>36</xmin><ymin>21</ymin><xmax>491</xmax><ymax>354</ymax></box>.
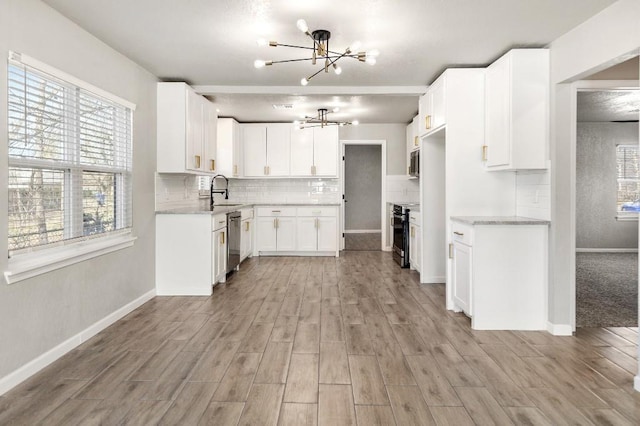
<box><xmin>421</xmin><ymin>276</ymin><xmax>446</xmax><ymax>284</ymax></box>
<box><xmin>4</xmin><ymin>234</ymin><xmax>137</xmax><ymax>285</ymax></box>
<box><xmin>547</xmin><ymin>321</ymin><xmax>573</xmax><ymax>336</ymax></box>
<box><xmin>257</xmin><ymin>251</ymin><xmax>337</xmax><ymax>257</ymax></box>
<box><xmin>193</xmin><ymin>85</ymin><xmax>427</xmax><ymax>96</ymax></box>
<box><xmin>634</xmin><ymin>376</ymin><xmax>640</xmax><ymax>393</ymax></box>
<box><xmin>344</xmin><ymin>229</ymin><xmax>382</xmax><ymax>234</ymax></box>
<box><xmin>340</xmin><ymin>140</ymin><xmax>387</xmax><ymax>251</ymax></box>
<box><xmin>0</xmin><ymin>289</ymin><xmax>155</xmax><ymax>396</ymax></box>
<box><xmin>9</xmin><ymin>51</ymin><xmax>137</xmax><ymax>110</ymax></box>
<box><xmin>576</xmin><ymin>248</ymin><xmax>639</xmax><ymax>253</ymax></box>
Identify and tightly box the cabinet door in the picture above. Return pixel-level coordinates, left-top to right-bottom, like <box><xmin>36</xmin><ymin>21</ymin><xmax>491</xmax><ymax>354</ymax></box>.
<box><xmin>418</xmin><ymin>92</ymin><xmax>432</xmax><ymax>136</ymax></box>
<box><xmin>409</xmin><ymin>224</ymin><xmax>417</xmax><ymax>268</ymax></box>
<box><xmin>317</xmin><ymin>216</ymin><xmax>337</xmax><ymax>252</ymax></box>
<box><xmin>256</xmin><ymin>217</ymin><xmax>277</xmax><ymax>252</ymax></box>
<box><xmin>296</xmin><ymin>217</ymin><xmax>318</xmax><ymax>251</ymax></box>
<box><xmin>213</xmin><ymin>228</ymin><xmax>227</xmax><ymax>283</ymax></box>
<box><xmin>313</xmin><ymin>126</ymin><xmax>338</xmax><ymax>177</ymax></box>
<box><xmin>406</xmin><ymin>123</ymin><xmax>413</xmax><ymax>175</ymax></box>
<box><xmin>452</xmin><ymin>242</ymin><xmax>472</xmax><ymax>315</ymax></box>
<box><xmin>266</xmin><ymin>125</ymin><xmax>290</xmax><ymax>176</ymax></box>
<box><xmin>290</xmin><ymin>128</ymin><xmax>314</xmax><ymax>176</ymax></box>
<box><xmin>232</xmin><ymin>120</ymin><xmax>242</xmax><ymax>177</ymax></box>
<box><xmin>276</xmin><ymin>216</ymin><xmax>296</xmax><ymax>251</ymax></box>
<box><xmin>415</xmin><ymin>225</ymin><xmax>421</xmax><ymax>272</ymax></box>
<box><xmin>185</xmin><ymin>89</ymin><xmax>204</xmax><ymax>172</ymax></box>
<box><xmin>485</xmin><ymin>54</ymin><xmax>511</xmax><ymax>168</ymax></box>
<box><xmin>430</xmin><ymin>77</ymin><xmax>446</xmax><ymax>129</ymax></box>
<box><xmin>243</xmin><ymin>126</ymin><xmax>267</xmax><ymax>177</ymax></box>
<box><xmin>203</xmin><ymin>101</ymin><xmax>218</xmax><ymax>174</ymax></box>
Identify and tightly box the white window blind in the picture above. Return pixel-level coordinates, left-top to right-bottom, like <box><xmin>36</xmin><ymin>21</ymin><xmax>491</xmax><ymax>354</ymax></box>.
<box><xmin>616</xmin><ymin>144</ymin><xmax>640</xmax><ymax>216</ymax></box>
<box><xmin>7</xmin><ymin>55</ymin><xmax>133</xmax><ymax>254</ymax></box>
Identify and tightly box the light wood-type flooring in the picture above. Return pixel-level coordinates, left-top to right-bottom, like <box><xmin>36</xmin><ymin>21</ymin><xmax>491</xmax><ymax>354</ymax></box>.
<box><xmin>2</xmin><ymin>252</ymin><xmax>640</xmax><ymax>425</ymax></box>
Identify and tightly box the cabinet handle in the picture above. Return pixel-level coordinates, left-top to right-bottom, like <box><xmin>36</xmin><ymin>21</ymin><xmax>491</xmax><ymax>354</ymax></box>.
<box><xmin>411</xmin><ymin>226</ymin><xmax>415</xmax><ymax>237</ymax></box>
<box><xmin>315</xmin><ymin>218</ymin><xmax>318</xmax><ymax>229</ymax></box>
<box><xmin>449</xmin><ymin>243</ymin><xmax>453</xmax><ymax>259</ymax></box>
<box><xmin>482</xmin><ymin>145</ymin><xmax>488</xmax><ymax>162</ymax></box>
<box><xmin>425</xmin><ymin>115</ymin><xmax>431</xmax><ymax>130</ymax></box>
<box><xmin>453</xmin><ymin>231</ymin><xmax>464</xmax><ymax>236</ymax></box>
<box><xmin>271</xmin><ymin>210</ymin><xmax>281</xmax><ymax>213</ymax></box>
<box><xmin>233</xmin><ymin>165</ymin><xmax>238</xmax><ymax>176</ymax></box>
<box><xmin>210</xmin><ymin>159</ymin><xmax>215</xmax><ymax>171</ymax></box>
<box><xmin>414</xmin><ymin>136</ymin><xmax>418</xmax><ymax>146</ymax></box>
<box><xmin>273</xmin><ymin>218</ymin><xmax>277</xmax><ymax>228</ymax></box>
<box><xmin>221</xmin><ymin>232</ymin><xmax>225</xmax><ymax>245</ymax></box>
<box><xmin>245</xmin><ymin>221</ymin><xmax>250</xmax><ymax>231</ymax></box>
<box><xmin>195</xmin><ymin>155</ymin><xmax>201</xmax><ymax>169</ymax></box>
<box><xmin>276</xmin><ymin>218</ymin><xmax>279</xmax><ymax>229</ymax></box>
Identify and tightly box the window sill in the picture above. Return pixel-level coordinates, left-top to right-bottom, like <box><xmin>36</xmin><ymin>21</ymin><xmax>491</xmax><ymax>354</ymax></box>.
<box><xmin>4</xmin><ymin>233</ymin><xmax>137</xmax><ymax>285</ymax></box>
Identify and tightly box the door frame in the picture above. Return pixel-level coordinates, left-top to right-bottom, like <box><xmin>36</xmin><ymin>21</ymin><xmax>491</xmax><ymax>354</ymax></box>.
<box><xmin>340</xmin><ymin>139</ymin><xmax>387</xmax><ymax>251</ymax></box>
<box><xmin>569</xmin><ymin>79</ymin><xmax>640</xmax><ymax>332</ymax></box>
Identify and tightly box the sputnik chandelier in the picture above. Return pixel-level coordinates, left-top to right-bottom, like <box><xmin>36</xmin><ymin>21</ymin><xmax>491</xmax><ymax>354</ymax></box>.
<box><xmin>294</xmin><ymin>108</ymin><xmax>359</xmax><ymax>129</ymax></box>
<box><xmin>254</xmin><ymin>19</ymin><xmax>379</xmax><ymax>85</ymax></box>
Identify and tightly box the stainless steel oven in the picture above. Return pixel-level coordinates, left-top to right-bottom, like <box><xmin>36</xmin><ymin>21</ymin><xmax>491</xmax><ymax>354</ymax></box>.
<box><xmin>392</xmin><ymin>204</ymin><xmax>410</xmax><ymax>268</ymax></box>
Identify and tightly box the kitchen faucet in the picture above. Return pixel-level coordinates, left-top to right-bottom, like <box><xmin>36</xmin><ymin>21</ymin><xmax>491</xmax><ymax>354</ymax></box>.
<box><xmin>210</xmin><ymin>174</ymin><xmax>229</xmax><ymax>208</ymax></box>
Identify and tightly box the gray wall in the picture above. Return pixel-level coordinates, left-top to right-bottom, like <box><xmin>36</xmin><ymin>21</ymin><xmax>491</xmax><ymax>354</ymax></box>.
<box><xmin>339</xmin><ymin>123</ymin><xmax>407</xmax><ymax>175</ymax></box>
<box><xmin>0</xmin><ymin>0</ymin><xmax>157</xmax><ymax>380</ymax></box>
<box><xmin>576</xmin><ymin>122</ymin><xmax>639</xmax><ymax>249</ymax></box>
<box><xmin>345</xmin><ymin>145</ymin><xmax>382</xmax><ymax>230</ymax></box>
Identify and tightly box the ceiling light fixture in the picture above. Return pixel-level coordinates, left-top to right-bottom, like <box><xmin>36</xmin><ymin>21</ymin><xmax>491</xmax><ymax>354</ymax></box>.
<box><xmin>255</xmin><ymin>19</ymin><xmax>379</xmax><ymax>85</ymax></box>
<box><xmin>295</xmin><ymin>108</ymin><xmax>359</xmax><ymax>129</ymax></box>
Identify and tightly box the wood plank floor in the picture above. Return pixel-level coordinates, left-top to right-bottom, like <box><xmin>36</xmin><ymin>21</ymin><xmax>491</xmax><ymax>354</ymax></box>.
<box><xmin>2</xmin><ymin>251</ymin><xmax>640</xmax><ymax>425</ymax></box>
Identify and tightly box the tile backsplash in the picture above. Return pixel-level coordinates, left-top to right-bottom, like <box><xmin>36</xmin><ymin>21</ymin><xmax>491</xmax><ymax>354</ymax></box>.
<box><xmin>155</xmin><ymin>173</ymin><xmax>340</xmax><ymax>210</ymax></box>
<box><xmin>515</xmin><ymin>170</ymin><xmax>551</xmax><ymax>220</ymax></box>
<box><xmin>386</xmin><ymin>175</ymin><xmax>420</xmax><ymax>204</ymax></box>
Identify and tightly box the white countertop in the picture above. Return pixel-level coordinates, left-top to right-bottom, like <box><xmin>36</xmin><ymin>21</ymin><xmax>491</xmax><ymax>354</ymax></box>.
<box><xmin>450</xmin><ymin>216</ymin><xmax>550</xmax><ymax>225</ymax></box>
<box><xmin>156</xmin><ymin>201</ymin><xmax>341</xmax><ymax>215</ymax></box>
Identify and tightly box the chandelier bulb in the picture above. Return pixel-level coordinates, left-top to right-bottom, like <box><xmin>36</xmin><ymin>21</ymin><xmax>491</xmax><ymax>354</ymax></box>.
<box><xmin>301</xmin><ymin>77</ymin><xmax>309</xmax><ymax>86</ymax></box>
<box><xmin>254</xmin><ymin>59</ymin><xmax>266</xmax><ymax>68</ymax></box>
<box><xmin>256</xmin><ymin>38</ymin><xmax>267</xmax><ymax>47</ymax></box>
<box><xmin>296</xmin><ymin>19</ymin><xmax>309</xmax><ymax>33</ymax></box>
<box><xmin>366</xmin><ymin>49</ymin><xmax>380</xmax><ymax>58</ymax></box>
<box><xmin>350</xmin><ymin>40</ymin><xmax>362</xmax><ymax>52</ymax></box>
<box><xmin>352</xmin><ymin>120</ymin><xmax>359</xmax><ymax>126</ymax></box>
<box><xmin>333</xmin><ymin>64</ymin><xmax>342</xmax><ymax>75</ymax></box>
<box><xmin>333</xmin><ymin>107</ymin><xmax>340</xmax><ymax>112</ymax></box>
<box><xmin>365</xmin><ymin>57</ymin><xmax>377</xmax><ymax>66</ymax></box>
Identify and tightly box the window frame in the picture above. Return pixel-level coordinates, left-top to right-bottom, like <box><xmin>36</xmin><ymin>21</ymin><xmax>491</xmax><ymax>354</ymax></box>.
<box><xmin>4</xmin><ymin>52</ymin><xmax>137</xmax><ymax>285</ymax></box>
<box><xmin>615</xmin><ymin>143</ymin><xmax>640</xmax><ymax>221</ymax></box>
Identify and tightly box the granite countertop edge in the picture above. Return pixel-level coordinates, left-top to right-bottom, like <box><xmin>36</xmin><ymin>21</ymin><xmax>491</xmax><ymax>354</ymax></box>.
<box><xmin>450</xmin><ymin>216</ymin><xmax>551</xmax><ymax>225</ymax></box>
<box><xmin>156</xmin><ymin>202</ymin><xmax>341</xmax><ymax>215</ymax></box>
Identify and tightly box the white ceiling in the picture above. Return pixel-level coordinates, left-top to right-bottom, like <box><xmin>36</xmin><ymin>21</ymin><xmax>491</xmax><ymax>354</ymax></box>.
<box><xmin>43</xmin><ymin>0</ymin><xmax>616</xmax><ymax>123</ymax></box>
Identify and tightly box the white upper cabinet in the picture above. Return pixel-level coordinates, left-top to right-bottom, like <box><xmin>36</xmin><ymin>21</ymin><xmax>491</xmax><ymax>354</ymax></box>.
<box><xmin>406</xmin><ymin>115</ymin><xmax>418</xmax><ymax>176</ymax></box>
<box><xmin>290</xmin><ymin>126</ymin><xmax>338</xmax><ymax>177</ymax></box>
<box><xmin>484</xmin><ymin>49</ymin><xmax>549</xmax><ymax>171</ymax></box>
<box><xmin>217</xmin><ymin>118</ymin><xmax>242</xmax><ymax>177</ymax></box>
<box><xmin>242</xmin><ymin>124</ymin><xmax>290</xmax><ymax>177</ymax></box>
<box><xmin>157</xmin><ymin>82</ymin><xmax>217</xmax><ymax>174</ymax></box>
<box><xmin>418</xmin><ymin>73</ymin><xmax>447</xmax><ymax>136</ymax></box>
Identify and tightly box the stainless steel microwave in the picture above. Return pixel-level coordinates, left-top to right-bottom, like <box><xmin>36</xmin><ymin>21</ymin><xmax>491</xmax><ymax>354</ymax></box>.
<box><xmin>409</xmin><ymin>150</ymin><xmax>419</xmax><ymax>177</ymax></box>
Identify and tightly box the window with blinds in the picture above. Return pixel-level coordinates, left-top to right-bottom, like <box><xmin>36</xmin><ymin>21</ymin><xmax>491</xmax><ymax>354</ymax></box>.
<box><xmin>7</xmin><ymin>57</ymin><xmax>133</xmax><ymax>253</ymax></box>
<box><xmin>616</xmin><ymin>144</ymin><xmax>640</xmax><ymax>216</ymax></box>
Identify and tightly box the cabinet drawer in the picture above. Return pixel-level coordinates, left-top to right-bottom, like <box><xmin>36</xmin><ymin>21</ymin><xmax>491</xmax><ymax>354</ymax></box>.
<box><xmin>256</xmin><ymin>207</ymin><xmax>297</xmax><ymax>217</ymax></box>
<box><xmin>296</xmin><ymin>207</ymin><xmax>337</xmax><ymax>217</ymax></box>
<box><xmin>213</xmin><ymin>213</ymin><xmax>227</xmax><ymax>231</ymax></box>
<box><xmin>240</xmin><ymin>208</ymin><xmax>254</xmax><ymax>220</ymax></box>
<box><xmin>451</xmin><ymin>221</ymin><xmax>473</xmax><ymax>245</ymax></box>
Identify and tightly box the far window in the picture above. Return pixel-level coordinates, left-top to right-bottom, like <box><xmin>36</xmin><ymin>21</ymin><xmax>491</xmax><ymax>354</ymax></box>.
<box><xmin>616</xmin><ymin>144</ymin><xmax>640</xmax><ymax>218</ymax></box>
<box><xmin>7</xmin><ymin>57</ymin><xmax>133</xmax><ymax>253</ymax></box>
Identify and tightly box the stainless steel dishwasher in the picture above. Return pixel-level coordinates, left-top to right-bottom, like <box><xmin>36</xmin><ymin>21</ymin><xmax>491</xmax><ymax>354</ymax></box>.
<box><xmin>227</xmin><ymin>211</ymin><xmax>241</xmax><ymax>273</ymax></box>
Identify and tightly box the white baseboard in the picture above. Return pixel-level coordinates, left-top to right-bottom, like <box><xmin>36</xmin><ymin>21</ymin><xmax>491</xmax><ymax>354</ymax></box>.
<box><xmin>547</xmin><ymin>321</ymin><xmax>573</xmax><ymax>336</ymax></box>
<box><xmin>420</xmin><ymin>276</ymin><xmax>446</xmax><ymax>284</ymax></box>
<box><xmin>635</xmin><ymin>376</ymin><xmax>640</xmax><ymax>392</ymax></box>
<box><xmin>576</xmin><ymin>248</ymin><xmax>638</xmax><ymax>253</ymax></box>
<box><xmin>344</xmin><ymin>230</ymin><xmax>382</xmax><ymax>234</ymax></box>
<box><xmin>0</xmin><ymin>289</ymin><xmax>156</xmax><ymax>396</ymax></box>
<box><xmin>383</xmin><ymin>246</ymin><xmax>392</xmax><ymax>252</ymax></box>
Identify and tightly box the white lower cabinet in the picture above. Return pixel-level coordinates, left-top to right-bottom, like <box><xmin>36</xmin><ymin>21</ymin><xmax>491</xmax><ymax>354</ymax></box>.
<box><xmin>449</xmin><ymin>218</ymin><xmax>548</xmax><ymax>330</ymax></box>
<box><xmin>256</xmin><ymin>206</ymin><xmax>338</xmax><ymax>256</ymax></box>
<box><xmin>256</xmin><ymin>207</ymin><xmax>296</xmax><ymax>252</ymax></box>
<box><xmin>156</xmin><ymin>213</ymin><xmax>226</xmax><ymax>296</ymax></box>
<box><xmin>409</xmin><ymin>211</ymin><xmax>421</xmax><ymax>273</ymax></box>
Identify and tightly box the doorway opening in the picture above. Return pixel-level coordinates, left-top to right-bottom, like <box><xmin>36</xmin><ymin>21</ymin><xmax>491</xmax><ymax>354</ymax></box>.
<box><xmin>340</xmin><ymin>140</ymin><xmax>386</xmax><ymax>251</ymax></box>
<box><xmin>576</xmin><ymin>87</ymin><xmax>640</xmax><ymax>327</ymax></box>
